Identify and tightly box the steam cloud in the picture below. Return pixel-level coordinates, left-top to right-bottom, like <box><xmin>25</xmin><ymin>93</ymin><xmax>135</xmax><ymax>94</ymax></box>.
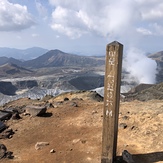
<box><xmin>124</xmin><ymin>48</ymin><xmax>157</xmax><ymax>84</ymax></box>
<box><xmin>0</xmin><ymin>0</ymin><xmax>160</xmax><ymax>84</ymax></box>
<box><xmin>49</xmin><ymin>0</ymin><xmax>161</xmax><ymax>84</ymax></box>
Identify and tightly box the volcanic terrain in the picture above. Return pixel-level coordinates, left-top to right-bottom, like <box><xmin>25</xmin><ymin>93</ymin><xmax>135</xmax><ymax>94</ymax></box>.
<box><xmin>0</xmin><ymin>89</ymin><xmax>163</xmax><ymax>163</ymax></box>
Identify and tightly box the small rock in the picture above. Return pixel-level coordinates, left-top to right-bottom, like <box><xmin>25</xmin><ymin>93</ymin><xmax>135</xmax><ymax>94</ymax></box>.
<box><xmin>119</xmin><ymin>123</ymin><xmax>127</xmax><ymax>129</ymax></box>
<box><xmin>72</xmin><ymin>139</ymin><xmax>80</xmax><ymax>144</ymax></box>
<box><xmin>23</xmin><ymin>112</ymin><xmax>30</xmax><ymax>116</ymax></box>
<box><xmin>50</xmin><ymin>149</ymin><xmax>55</xmax><ymax>153</ymax></box>
<box><xmin>5</xmin><ymin>151</ymin><xmax>14</xmax><ymax>159</ymax></box>
<box><xmin>9</xmin><ymin>135</ymin><xmax>13</xmax><ymax>139</ymax></box>
<box><xmin>71</xmin><ymin>102</ymin><xmax>78</xmax><ymax>107</ymax></box>
<box><xmin>0</xmin><ymin>128</ymin><xmax>14</xmax><ymax>139</ymax></box>
<box><xmin>46</xmin><ymin>103</ymin><xmax>54</xmax><ymax>109</ymax></box>
<box><xmin>131</xmin><ymin>126</ymin><xmax>136</xmax><ymax>130</ymax></box>
<box><xmin>11</xmin><ymin>112</ymin><xmax>21</xmax><ymax>120</ymax></box>
<box><xmin>92</xmin><ymin>110</ymin><xmax>98</xmax><ymax>115</ymax></box>
<box><xmin>122</xmin><ymin>116</ymin><xmax>129</xmax><ymax>120</ymax></box>
<box><xmin>35</xmin><ymin>142</ymin><xmax>49</xmax><ymax>150</ymax></box>
<box><xmin>124</xmin><ymin>144</ymin><xmax>129</xmax><ymax>147</ymax></box>
<box><xmin>64</xmin><ymin>97</ymin><xmax>69</xmax><ymax>101</ymax></box>
<box><xmin>81</xmin><ymin>140</ymin><xmax>87</xmax><ymax>144</ymax></box>
<box><xmin>56</xmin><ymin>101</ymin><xmax>63</xmax><ymax>105</ymax></box>
<box><xmin>53</xmin><ymin>105</ymin><xmax>58</xmax><ymax>108</ymax></box>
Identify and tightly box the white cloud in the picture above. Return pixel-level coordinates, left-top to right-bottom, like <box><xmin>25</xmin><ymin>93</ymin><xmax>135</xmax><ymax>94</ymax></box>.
<box><xmin>35</xmin><ymin>0</ymin><xmax>48</xmax><ymax>20</ymax></box>
<box><xmin>51</xmin><ymin>6</ymin><xmax>88</xmax><ymax>38</ymax></box>
<box><xmin>49</xmin><ymin>0</ymin><xmax>136</xmax><ymax>38</ymax></box>
<box><xmin>150</xmin><ymin>23</ymin><xmax>163</xmax><ymax>35</ymax></box>
<box><xmin>16</xmin><ymin>35</ymin><xmax>21</xmax><ymax>39</ymax></box>
<box><xmin>0</xmin><ymin>0</ymin><xmax>35</xmax><ymax>31</ymax></box>
<box><xmin>49</xmin><ymin>0</ymin><xmax>163</xmax><ymax>41</ymax></box>
<box><xmin>56</xmin><ymin>35</ymin><xmax>60</xmax><ymax>38</ymax></box>
<box><xmin>49</xmin><ymin>0</ymin><xmax>159</xmax><ymax>84</ymax></box>
<box><xmin>137</xmin><ymin>27</ymin><xmax>153</xmax><ymax>35</ymax></box>
<box><xmin>32</xmin><ymin>33</ymin><xmax>39</xmax><ymax>37</ymax></box>
<box><xmin>136</xmin><ymin>0</ymin><xmax>163</xmax><ymax>20</ymax></box>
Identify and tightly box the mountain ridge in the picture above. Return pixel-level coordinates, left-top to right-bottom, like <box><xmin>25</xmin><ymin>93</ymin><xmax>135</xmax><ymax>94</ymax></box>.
<box><xmin>0</xmin><ymin>62</ymin><xmax>33</xmax><ymax>78</ymax></box>
<box><xmin>148</xmin><ymin>51</ymin><xmax>163</xmax><ymax>83</ymax></box>
<box><xmin>0</xmin><ymin>47</ymin><xmax>48</xmax><ymax>60</ymax></box>
<box><xmin>22</xmin><ymin>49</ymin><xmax>105</xmax><ymax>68</ymax></box>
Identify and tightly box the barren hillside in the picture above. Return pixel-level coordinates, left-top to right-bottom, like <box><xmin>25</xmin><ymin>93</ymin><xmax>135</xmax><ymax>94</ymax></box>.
<box><xmin>0</xmin><ymin>91</ymin><xmax>163</xmax><ymax>163</ymax></box>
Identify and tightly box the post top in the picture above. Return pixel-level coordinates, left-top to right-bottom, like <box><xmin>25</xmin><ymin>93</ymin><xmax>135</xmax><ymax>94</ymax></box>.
<box><xmin>106</xmin><ymin>41</ymin><xmax>123</xmax><ymax>51</ymax></box>
<box><xmin>108</xmin><ymin>41</ymin><xmax>123</xmax><ymax>46</ymax></box>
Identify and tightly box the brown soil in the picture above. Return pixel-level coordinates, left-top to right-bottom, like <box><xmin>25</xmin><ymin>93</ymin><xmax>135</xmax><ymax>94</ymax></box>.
<box><xmin>0</xmin><ymin>91</ymin><xmax>163</xmax><ymax>163</ymax></box>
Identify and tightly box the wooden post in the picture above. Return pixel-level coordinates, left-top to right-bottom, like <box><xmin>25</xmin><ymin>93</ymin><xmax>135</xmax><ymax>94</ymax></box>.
<box><xmin>101</xmin><ymin>41</ymin><xmax>123</xmax><ymax>163</ymax></box>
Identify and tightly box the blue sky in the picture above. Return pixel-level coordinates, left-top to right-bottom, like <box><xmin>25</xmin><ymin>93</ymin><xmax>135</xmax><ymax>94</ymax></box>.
<box><xmin>0</xmin><ymin>0</ymin><xmax>163</xmax><ymax>55</ymax></box>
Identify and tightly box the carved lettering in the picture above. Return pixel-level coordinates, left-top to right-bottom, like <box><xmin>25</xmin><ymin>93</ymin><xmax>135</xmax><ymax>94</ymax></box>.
<box><xmin>102</xmin><ymin>42</ymin><xmax>123</xmax><ymax>162</ymax></box>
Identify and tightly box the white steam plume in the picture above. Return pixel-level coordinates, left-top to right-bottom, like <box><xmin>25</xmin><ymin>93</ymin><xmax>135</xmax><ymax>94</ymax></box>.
<box><xmin>49</xmin><ymin>0</ymin><xmax>160</xmax><ymax>84</ymax></box>
<box><xmin>124</xmin><ymin>47</ymin><xmax>157</xmax><ymax>84</ymax></box>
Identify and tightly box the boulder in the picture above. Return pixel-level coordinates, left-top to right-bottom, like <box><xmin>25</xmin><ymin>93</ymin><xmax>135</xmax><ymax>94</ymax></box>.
<box><xmin>50</xmin><ymin>149</ymin><xmax>55</xmax><ymax>153</ymax></box>
<box><xmin>0</xmin><ymin>144</ymin><xmax>7</xmax><ymax>159</ymax></box>
<box><xmin>0</xmin><ymin>128</ymin><xmax>14</xmax><ymax>139</ymax></box>
<box><xmin>11</xmin><ymin>111</ymin><xmax>21</xmax><ymax>120</ymax></box>
<box><xmin>119</xmin><ymin>123</ymin><xmax>128</xmax><ymax>129</ymax></box>
<box><xmin>0</xmin><ymin>121</ymin><xmax>6</xmax><ymax>132</ymax></box>
<box><xmin>25</xmin><ymin>105</ymin><xmax>47</xmax><ymax>117</ymax></box>
<box><xmin>0</xmin><ymin>110</ymin><xmax>12</xmax><ymax>121</ymax></box>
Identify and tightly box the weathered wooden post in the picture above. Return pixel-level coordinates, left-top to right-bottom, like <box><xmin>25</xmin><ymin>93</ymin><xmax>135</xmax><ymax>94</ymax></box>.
<box><xmin>101</xmin><ymin>41</ymin><xmax>123</xmax><ymax>163</ymax></box>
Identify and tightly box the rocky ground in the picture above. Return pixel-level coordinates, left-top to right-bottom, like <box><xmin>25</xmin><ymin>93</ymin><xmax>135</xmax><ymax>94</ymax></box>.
<box><xmin>0</xmin><ymin>91</ymin><xmax>163</xmax><ymax>163</ymax></box>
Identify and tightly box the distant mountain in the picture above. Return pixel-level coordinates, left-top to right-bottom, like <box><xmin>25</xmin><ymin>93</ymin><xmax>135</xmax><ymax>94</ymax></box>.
<box><xmin>0</xmin><ymin>63</ymin><xmax>33</xmax><ymax>78</ymax></box>
<box><xmin>0</xmin><ymin>56</ymin><xmax>22</xmax><ymax>66</ymax></box>
<box><xmin>0</xmin><ymin>47</ymin><xmax>48</xmax><ymax>60</ymax></box>
<box><xmin>0</xmin><ymin>49</ymin><xmax>105</xmax><ymax>69</ymax></box>
<box><xmin>23</xmin><ymin>49</ymin><xmax>105</xmax><ymax>68</ymax></box>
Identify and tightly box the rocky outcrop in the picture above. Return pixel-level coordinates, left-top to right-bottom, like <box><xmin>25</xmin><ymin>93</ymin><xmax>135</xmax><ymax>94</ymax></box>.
<box><xmin>15</xmin><ymin>80</ymin><xmax>38</xmax><ymax>89</ymax></box>
<box><xmin>0</xmin><ymin>144</ymin><xmax>13</xmax><ymax>159</ymax></box>
<box><xmin>0</xmin><ymin>144</ymin><xmax>7</xmax><ymax>159</ymax></box>
<box><xmin>122</xmin><ymin>82</ymin><xmax>163</xmax><ymax>101</ymax></box>
<box><xmin>0</xmin><ymin>87</ymin><xmax>69</xmax><ymax>106</ymax></box>
<box><xmin>25</xmin><ymin>105</ymin><xmax>47</xmax><ymax>116</ymax></box>
<box><xmin>0</xmin><ymin>121</ymin><xmax>6</xmax><ymax>132</ymax></box>
<box><xmin>0</xmin><ymin>63</ymin><xmax>33</xmax><ymax>78</ymax></box>
<box><xmin>156</xmin><ymin>60</ymin><xmax>163</xmax><ymax>83</ymax></box>
<box><xmin>148</xmin><ymin>51</ymin><xmax>163</xmax><ymax>83</ymax></box>
<box><xmin>0</xmin><ymin>82</ymin><xmax>17</xmax><ymax>95</ymax></box>
<box><xmin>69</xmin><ymin>75</ymin><xmax>104</xmax><ymax>90</ymax></box>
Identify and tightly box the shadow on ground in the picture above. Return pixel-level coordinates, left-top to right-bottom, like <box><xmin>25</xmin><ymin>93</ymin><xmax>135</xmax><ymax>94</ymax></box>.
<box><xmin>133</xmin><ymin>151</ymin><xmax>163</xmax><ymax>163</ymax></box>
<box><xmin>38</xmin><ymin>112</ymin><xmax>53</xmax><ymax>117</ymax></box>
<box><xmin>117</xmin><ymin>151</ymin><xmax>163</xmax><ymax>163</ymax></box>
